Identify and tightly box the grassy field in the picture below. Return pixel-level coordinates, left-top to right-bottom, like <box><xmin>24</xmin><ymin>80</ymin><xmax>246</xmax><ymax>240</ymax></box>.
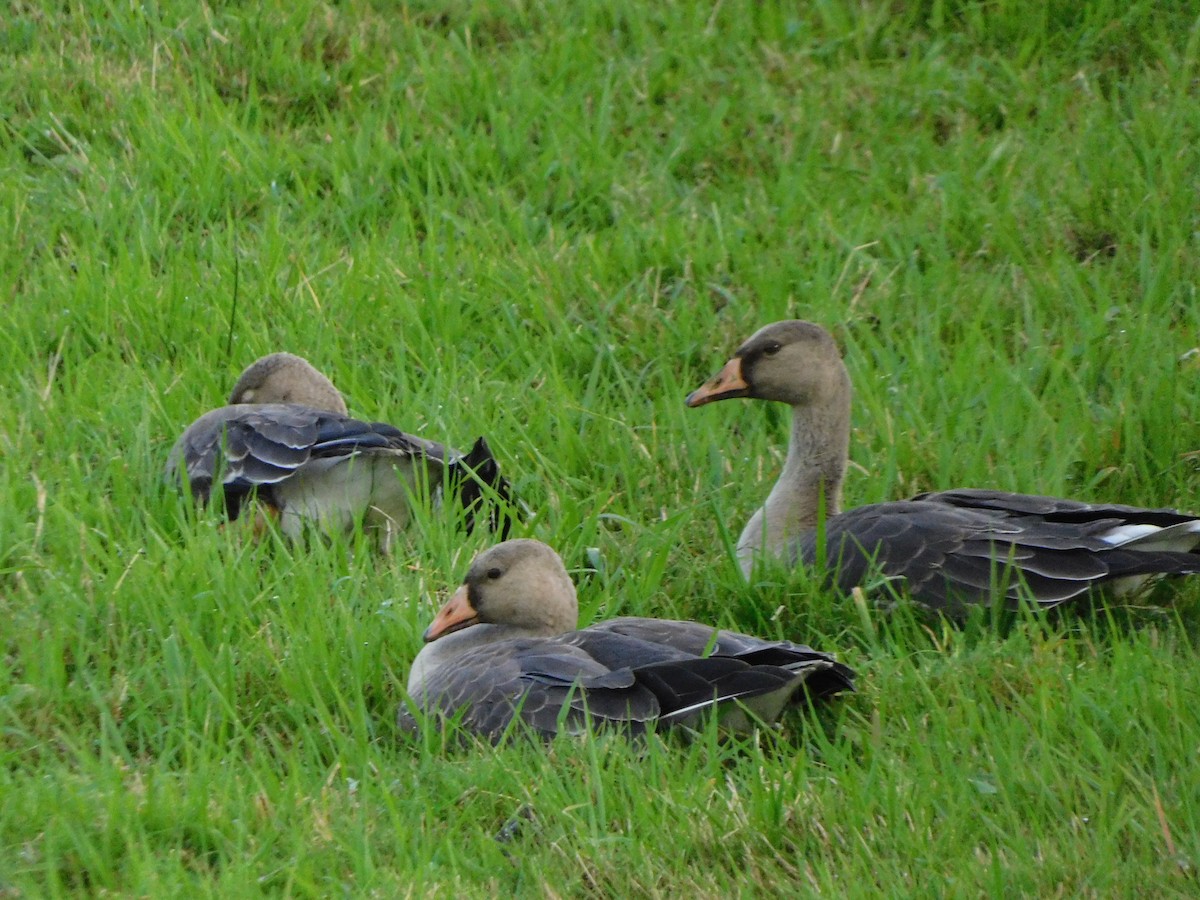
<box><xmin>3</xmin><ymin>0</ymin><xmax>1200</xmax><ymax>894</ymax></box>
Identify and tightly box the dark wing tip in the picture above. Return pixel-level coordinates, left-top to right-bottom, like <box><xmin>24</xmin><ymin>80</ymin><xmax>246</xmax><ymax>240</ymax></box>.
<box><xmin>451</xmin><ymin>436</ymin><xmax>522</xmax><ymax>538</ymax></box>
<box><xmin>805</xmin><ymin>659</ymin><xmax>857</xmax><ymax>699</ymax></box>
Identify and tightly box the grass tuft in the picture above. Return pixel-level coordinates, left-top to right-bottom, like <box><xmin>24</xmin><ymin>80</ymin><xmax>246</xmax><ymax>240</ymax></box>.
<box><xmin>3</xmin><ymin>0</ymin><xmax>1200</xmax><ymax>893</ymax></box>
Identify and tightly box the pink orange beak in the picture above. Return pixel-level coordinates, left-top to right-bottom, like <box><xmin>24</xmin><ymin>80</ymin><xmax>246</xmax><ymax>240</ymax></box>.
<box><xmin>686</xmin><ymin>356</ymin><xmax>750</xmax><ymax>407</ymax></box>
<box><xmin>423</xmin><ymin>584</ymin><xmax>480</xmax><ymax>642</ymax></box>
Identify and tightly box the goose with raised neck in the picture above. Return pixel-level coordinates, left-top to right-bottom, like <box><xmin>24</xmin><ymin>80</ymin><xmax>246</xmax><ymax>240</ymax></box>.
<box><xmin>688</xmin><ymin>320</ymin><xmax>1200</xmax><ymax>612</ymax></box>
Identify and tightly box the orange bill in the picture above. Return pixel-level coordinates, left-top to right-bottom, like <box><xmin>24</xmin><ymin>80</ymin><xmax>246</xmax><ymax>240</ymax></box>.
<box><xmin>685</xmin><ymin>356</ymin><xmax>750</xmax><ymax>407</ymax></box>
<box><xmin>423</xmin><ymin>584</ymin><xmax>480</xmax><ymax>642</ymax></box>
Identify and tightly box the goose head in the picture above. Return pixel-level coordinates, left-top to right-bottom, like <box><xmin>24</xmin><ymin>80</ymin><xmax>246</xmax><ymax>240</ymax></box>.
<box><xmin>423</xmin><ymin>539</ymin><xmax>579</xmax><ymax>642</ymax></box>
<box><xmin>227</xmin><ymin>352</ymin><xmax>348</xmax><ymax>414</ymax></box>
<box><xmin>686</xmin><ymin>320</ymin><xmax>847</xmax><ymax>409</ymax></box>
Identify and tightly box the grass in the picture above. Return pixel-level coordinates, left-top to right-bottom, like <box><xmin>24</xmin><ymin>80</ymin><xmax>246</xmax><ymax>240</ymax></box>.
<box><xmin>3</xmin><ymin>0</ymin><xmax>1200</xmax><ymax>894</ymax></box>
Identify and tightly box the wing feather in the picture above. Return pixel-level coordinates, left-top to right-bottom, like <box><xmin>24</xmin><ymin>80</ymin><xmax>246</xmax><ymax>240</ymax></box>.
<box><xmin>788</xmin><ymin>491</ymin><xmax>1200</xmax><ymax>610</ymax></box>
<box><xmin>402</xmin><ymin>619</ymin><xmax>854</xmax><ymax>742</ymax></box>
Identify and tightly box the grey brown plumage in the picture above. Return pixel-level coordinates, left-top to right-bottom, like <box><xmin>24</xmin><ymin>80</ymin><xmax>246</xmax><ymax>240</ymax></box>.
<box><xmin>167</xmin><ymin>352</ymin><xmax>515</xmax><ymax>540</ymax></box>
<box><xmin>399</xmin><ymin>539</ymin><xmax>854</xmax><ymax>742</ymax></box>
<box><xmin>687</xmin><ymin>321</ymin><xmax>1200</xmax><ymax>612</ymax></box>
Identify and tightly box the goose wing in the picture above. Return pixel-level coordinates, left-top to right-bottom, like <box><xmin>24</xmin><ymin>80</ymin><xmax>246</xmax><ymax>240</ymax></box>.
<box><xmin>572</xmin><ymin>619</ymin><xmax>855</xmax><ymax>727</ymax></box>
<box><xmin>399</xmin><ymin>634</ymin><xmax>661</xmax><ymax>742</ymax></box>
<box><xmin>167</xmin><ymin>403</ymin><xmax>442</xmax><ymax>516</ymax></box>
<box><xmin>795</xmin><ymin>492</ymin><xmax>1200</xmax><ymax>610</ymax></box>
<box><xmin>400</xmin><ymin>621</ymin><xmax>854</xmax><ymax>742</ymax></box>
<box><xmin>587</xmin><ymin>617</ymin><xmax>854</xmax><ymax>695</ymax></box>
<box><xmin>918</xmin><ymin>489</ymin><xmax>1200</xmax><ymax>527</ymax></box>
<box><xmin>445</xmin><ymin>436</ymin><xmax>518</xmax><ymax>538</ymax></box>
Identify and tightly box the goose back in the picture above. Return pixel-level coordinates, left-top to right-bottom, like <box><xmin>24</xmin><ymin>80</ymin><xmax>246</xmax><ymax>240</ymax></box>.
<box><xmin>794</xmin><ymin>489</ymin><xmax>1200</xmax><ymax>612</ymax></box>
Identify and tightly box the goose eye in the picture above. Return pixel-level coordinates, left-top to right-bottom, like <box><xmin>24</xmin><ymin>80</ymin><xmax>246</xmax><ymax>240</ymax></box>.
<box><xmin>486</xmin><ymin>567</ymin><xmax>503</xmax><ymax>580</ymax></box>
<box><xmin>762</xmin><ymin>342</ymin><xmax>782</xmax><ymax>356</ymax></box>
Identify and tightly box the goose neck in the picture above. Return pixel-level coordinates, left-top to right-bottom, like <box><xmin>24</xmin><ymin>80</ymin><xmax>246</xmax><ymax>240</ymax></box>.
<box><xmin>774</xmin><ymin>401</ymin><xmax>847</xmax><ymax>526</ymax></box>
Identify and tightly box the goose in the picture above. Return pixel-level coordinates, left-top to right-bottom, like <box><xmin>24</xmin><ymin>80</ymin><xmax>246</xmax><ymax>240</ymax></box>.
<box><xmin>399</xmin><ymin>539</ymin><xmax>855</xmax><ymax>742</ymax></box>
<box><xmin>167</xmin><ymin>352</ymin><xmax>515</xmax><ymax>545</ymax></box>
<box><xmin>686</xmin><ymin>320</ymin><xmax>1200</xmax><ymax>612</ymax></box>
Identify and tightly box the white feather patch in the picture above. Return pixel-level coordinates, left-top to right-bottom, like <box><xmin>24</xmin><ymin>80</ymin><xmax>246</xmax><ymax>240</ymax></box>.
<box><xmin>1099</xmin><ymin>520</ymin><xmax>1200</xmax><ymax>551</ymax></box>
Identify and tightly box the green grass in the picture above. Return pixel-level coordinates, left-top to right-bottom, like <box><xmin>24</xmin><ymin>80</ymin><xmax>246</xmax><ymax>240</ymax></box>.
<box><xmin>3</xmin><ymin>0</ymin><xmax>1200</xmax><ymax>894</ymax></box>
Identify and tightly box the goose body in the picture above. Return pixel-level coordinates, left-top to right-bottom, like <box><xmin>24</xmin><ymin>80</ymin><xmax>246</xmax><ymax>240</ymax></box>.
<box><xmin>400</xmin><ymin>539</ymin><xmax>854</xmax><ymax>742</ymax></box>
<box><xmin>167</xmin><ymin>352</ymin><xmax>514</xmax><ymax>542</ymax></box>
<box><xmin>687</xmin><ymin>321</ymin><xmax>1200</xmax><ymax>611</ymax></box>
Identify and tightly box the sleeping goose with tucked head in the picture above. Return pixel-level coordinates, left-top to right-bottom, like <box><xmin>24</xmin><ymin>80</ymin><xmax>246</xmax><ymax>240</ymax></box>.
<box><xmin>167</xmin><ymin>352</ymin><xmax>515</xmax><ymax>545</ymax></box>
<box><xmin>399</xmin><ymin>539</ymin><xmax>854</xmax><ymax>742</ymax></box>
<box><xmin>687</xmin><ymin>320</ymin><xmax>1200</xmax><ymax>613</ymax></box>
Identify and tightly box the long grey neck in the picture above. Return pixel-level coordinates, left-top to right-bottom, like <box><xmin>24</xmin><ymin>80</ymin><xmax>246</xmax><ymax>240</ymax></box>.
<box><xmin>736</xmin><ymin>396</ymin><xmax>850</xmax><ymax>577</ymax></box>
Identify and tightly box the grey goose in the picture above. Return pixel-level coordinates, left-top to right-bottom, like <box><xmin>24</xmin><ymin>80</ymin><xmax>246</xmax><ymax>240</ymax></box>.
<box><xmin>167</xmin><ymin>352</ymin><xmax>514</xmax><ymax>545</ymax></box>
<box><xmin>687</xmin><ymin>320</ymin><xmax>1200</xmax><ymax>612</ymax></box>
<box><xmin>399</xmin><ymin>539</ymin><xmax>854</xmax><ymax>742</ymax></box>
